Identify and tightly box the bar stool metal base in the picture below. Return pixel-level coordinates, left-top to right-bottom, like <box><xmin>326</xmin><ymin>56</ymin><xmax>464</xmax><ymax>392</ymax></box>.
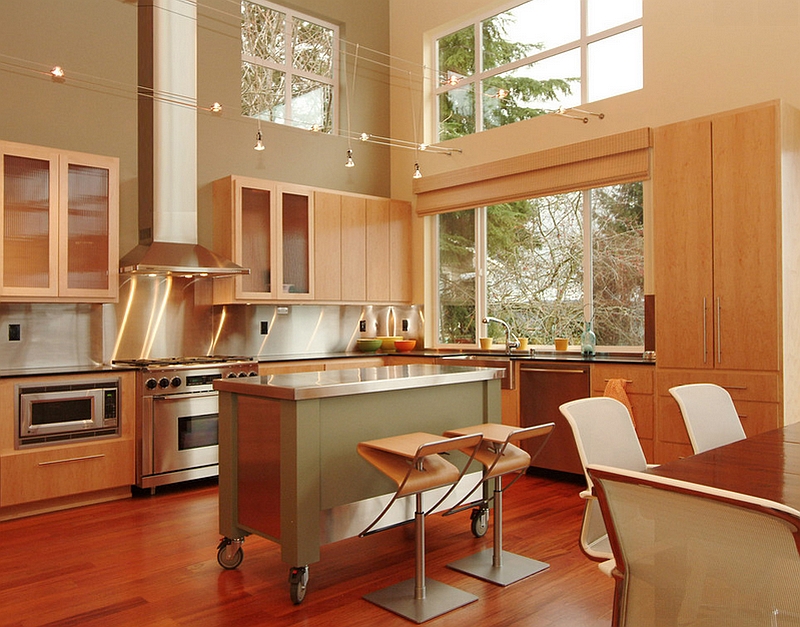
<box><xmin>447</xmin><ymin>548</ymin><xmax>549</xmax><ymax>586</ymax></box>
<box><xmin>363</xmin><ymin>578</ymin><xmax>478</xmax><ymax>624</ymax></box>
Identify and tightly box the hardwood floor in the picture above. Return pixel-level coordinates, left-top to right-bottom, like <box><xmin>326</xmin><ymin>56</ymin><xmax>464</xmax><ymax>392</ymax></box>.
<box><xmin>0</xmin><ymin>471</ymin><xmax>614</xmax><ymax>627</ymax></box>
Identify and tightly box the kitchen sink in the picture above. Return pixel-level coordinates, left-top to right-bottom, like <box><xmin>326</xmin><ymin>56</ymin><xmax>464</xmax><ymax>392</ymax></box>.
<box><xmin>438</xmin><ymin>353</ymin><xmax>515</xmax><ymax>389</ymax></box>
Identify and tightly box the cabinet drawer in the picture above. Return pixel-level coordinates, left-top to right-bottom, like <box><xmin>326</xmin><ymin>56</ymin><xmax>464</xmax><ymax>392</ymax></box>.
<box><xmin>656</xmin><ymin>370</ymin><xmax>779</xmax><ymax>403</ymax></box>
<box><xmin>0</xmin><ymin>438</ymin><xmax>134</xmax><ymax>507</ymax></box>
<box><xmin>591</xmin><ymin>363</ymin><xmax>654</xmax><ymax>394</ymax></box>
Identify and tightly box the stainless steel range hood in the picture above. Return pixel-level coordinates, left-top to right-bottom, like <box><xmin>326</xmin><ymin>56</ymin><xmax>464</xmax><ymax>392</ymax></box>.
<box><xmin>122</xmin><ymin>0</ymin><xmax>248</xmax><ymax>277</ymax></box>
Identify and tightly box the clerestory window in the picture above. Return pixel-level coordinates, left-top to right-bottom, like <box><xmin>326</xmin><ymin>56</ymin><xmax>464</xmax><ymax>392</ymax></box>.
<box><xmin>433</xmin><ymin>0</ymin><xmax>642</xmax><ymax>140</ymax></box>
<box><xmin>436</xmin><ymin>181</ymin><xmax>644</xmax><ymax>349</ymax></box>
<box><xmin>241</xmin><ymin>0</ymin><xmax>338</xmax><ymax>132</ymax></box>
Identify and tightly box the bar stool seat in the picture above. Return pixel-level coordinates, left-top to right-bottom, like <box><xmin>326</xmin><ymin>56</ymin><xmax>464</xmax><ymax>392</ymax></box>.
<box><xmin>443</xmin><ymin>422</ymin><xmax>555</xmax><ymax>586</ymax></box>
<box><xmin>357</xmin><ymin>431</ymin><xmax>484</xmax><ymax>624</ymax></box>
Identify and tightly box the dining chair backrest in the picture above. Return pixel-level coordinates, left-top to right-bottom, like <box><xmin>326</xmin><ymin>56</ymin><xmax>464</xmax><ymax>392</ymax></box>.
<box><xmin>669</xmin><ymin>383</ymin><xmax>746</xmax><ymax>454</ymax></box>
<box><xmin>587</xmin><ymin>464</ymin><xmax>800</xmax><ymax>627</ymax></box>
<box><xmin>559</xmin><ymin>397</ymin><xmax>649</xmax><ymax>491</ymax></box>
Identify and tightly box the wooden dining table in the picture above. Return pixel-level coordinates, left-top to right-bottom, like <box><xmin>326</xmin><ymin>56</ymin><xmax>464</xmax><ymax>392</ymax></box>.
<box><xmin>648</xmin><ymin>420</ymin><xmax>800</xmax><ymax>510</ymax></box>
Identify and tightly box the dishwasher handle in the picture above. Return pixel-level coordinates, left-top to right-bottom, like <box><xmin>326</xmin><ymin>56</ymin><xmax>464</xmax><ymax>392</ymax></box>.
<box><xmin>519</xmin><ymin>365</ymin><xmax>590</xmax><ymax>375</ymax></box>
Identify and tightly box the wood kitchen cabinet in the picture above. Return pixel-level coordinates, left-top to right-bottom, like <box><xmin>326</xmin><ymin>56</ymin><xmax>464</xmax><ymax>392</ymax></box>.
<box><xmin>213</xmin><ymin>175</ymin><xmax>314</xmax><ymax>303</ymax></box>
<box><xmin>0</xmin><ymin>140</ymin><xmax>119</xmax><ymax>302</ymax></box>
<box><xmin>653</xmin><ymin>100</ymin><xmax>800</xmax><ymax>461</ymax></box>
<box><xmin>312</xmin><ymin>189</ymin><xmax>412</xmax><ymax>304</ymax></box>
<box><xmin>0</xmin><ymin>371</ymin><xmax>135</xmax><ymax>520</ymax></box>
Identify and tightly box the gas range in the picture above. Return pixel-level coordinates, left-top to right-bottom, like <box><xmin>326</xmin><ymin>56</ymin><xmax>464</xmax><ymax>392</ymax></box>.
<box><xmin>113</xmin><ymin>357</ymin><xmax>260</xmax><ymax>396</ymax></box>
<box><xmin>112</xmin><ymin>356</ymin><xmax>260</xmax><ymax>492</ymax></box>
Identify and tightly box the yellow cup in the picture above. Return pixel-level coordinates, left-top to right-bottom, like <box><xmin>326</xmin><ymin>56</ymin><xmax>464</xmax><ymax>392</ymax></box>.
<box><xmin>554</xmin><ymin>338</ymin><xmax>568</xmax><ymax>351</ymax></box>
<box><xmin>479</xmin><ymin>337</ymin><xmax>493</xmax><ymax>350</ymax></box>
<box><xmin>517</xmin><ymin>337</ymin><xmax>529</xmax><ymax>351</ymax></box>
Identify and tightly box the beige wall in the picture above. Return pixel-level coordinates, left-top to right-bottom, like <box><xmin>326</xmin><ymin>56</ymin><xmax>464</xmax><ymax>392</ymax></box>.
<box><xmin>0</xmin><ymin>0</ymin><xmax>392</xmax><ymax>258</ymax></box>
<box><xmin>389</xmin><ymin>0</ymin><xmax>800</xmax><ymax>302</ymax></box>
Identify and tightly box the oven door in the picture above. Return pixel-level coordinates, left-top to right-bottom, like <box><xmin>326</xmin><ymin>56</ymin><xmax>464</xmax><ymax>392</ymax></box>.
<box><xmin>152</xmin><ymin>391</ymin><xmax>219</xmax><ymax>475</ymax></box>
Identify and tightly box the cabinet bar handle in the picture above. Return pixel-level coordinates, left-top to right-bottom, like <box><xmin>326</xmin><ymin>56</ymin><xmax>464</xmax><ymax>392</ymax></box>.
<box><xmin>722</xmin><ymin>385</ymin><xmax>748</xmax><ymax>391</ymax></box>
<box><xmin>38</xmin><ymin>454</ymin><xmax>105</xmax><ymax>467</ymax></box>
<box><xmin>604</xmin><ymin>379</ymin><xmax>633</xmax><ymax>384</ymax></box>
<box><xmin>716</xmin><ymin>297</ymin><xmax>722</xmax><ymax>364</ymax></box>
<box><xmin>702</xmin><ymin>297</ymin><xmax>708</xmax><ymax>364</ymax></box>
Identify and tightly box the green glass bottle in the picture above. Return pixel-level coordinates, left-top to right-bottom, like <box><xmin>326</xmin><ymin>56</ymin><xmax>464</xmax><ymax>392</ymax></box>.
<box><xmin>580</xmin><ymin>321</ymin><xmax>596</xmax><ymax>356</ymax></box>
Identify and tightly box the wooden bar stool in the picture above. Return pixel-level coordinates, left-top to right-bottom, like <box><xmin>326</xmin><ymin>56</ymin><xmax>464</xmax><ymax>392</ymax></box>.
<box><xmin>443</xmin><ymin>422</ymin><xmax>555</xmax><ymax>586</ymax></box>
<box><xmin>357</xmin><ymin>431</ymin><xmax>484</xmax><ymax>624</ymax></box>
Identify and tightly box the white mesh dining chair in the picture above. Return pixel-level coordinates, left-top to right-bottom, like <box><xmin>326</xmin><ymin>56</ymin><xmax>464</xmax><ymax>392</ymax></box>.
<box><xmin>588</xmin><ymin>464</ymin><xmax>800</xmax><ymax>627</ymax></box>
<box><xmin>669</xmin><ymin>383</ymin><xmax>746</xmax><ymax>454</ymax></box>
<box><xmin>559</xmin><ymin>397</ymin><xmax>652</xmax><ymax>565</ymax></box>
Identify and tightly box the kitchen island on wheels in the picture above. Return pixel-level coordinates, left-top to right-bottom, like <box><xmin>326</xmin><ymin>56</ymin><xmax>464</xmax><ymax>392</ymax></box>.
<box><xmin>213</xmin><ymin>363</ymin><xmax>504</xmax><ymax>604</ymax></box>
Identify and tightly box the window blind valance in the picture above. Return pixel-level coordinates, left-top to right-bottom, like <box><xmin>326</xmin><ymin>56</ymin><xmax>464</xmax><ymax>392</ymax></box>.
<box><xmin>413</xmin><ymin>128</ymin><xmax>652</xmax><ymax>216</ymax></box>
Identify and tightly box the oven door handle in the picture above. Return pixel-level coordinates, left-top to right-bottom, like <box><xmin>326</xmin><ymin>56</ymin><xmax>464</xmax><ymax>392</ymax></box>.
<box><xmin>152</xmin><ymin>390</ymin><xmax>219</xmax><ymax>401</ymax></box>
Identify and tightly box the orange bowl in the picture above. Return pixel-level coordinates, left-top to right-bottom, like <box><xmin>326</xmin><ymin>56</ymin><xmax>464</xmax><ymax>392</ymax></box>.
<box><xmin>394</xmin><ymin>339</ymin><xmax>416</xmax><ymax>352</ymax></box>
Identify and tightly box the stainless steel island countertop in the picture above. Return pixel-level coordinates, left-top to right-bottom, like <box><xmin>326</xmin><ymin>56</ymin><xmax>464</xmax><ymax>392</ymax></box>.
<box><xmin>213</xmin><ymin>363</ymin><xmax>505</xmax><ymax>400</ymax></box>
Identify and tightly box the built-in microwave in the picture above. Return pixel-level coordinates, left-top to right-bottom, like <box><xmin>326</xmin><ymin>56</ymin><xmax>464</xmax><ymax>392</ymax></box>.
<box><xmin>16</xmin><ymin>379</ymin><xmax>120</xmax><ymax>447</ymax></box>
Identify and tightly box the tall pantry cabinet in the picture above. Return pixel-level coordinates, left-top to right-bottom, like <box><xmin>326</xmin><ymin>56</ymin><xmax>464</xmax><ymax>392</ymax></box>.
<box><xmin>653</xmin><ymin>101</ymin><xmax>800</xmax><ymax>462</ymax></box>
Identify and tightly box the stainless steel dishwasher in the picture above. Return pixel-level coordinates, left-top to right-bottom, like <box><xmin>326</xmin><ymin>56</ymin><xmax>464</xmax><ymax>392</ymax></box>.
<box><xmin>518</xmin><ymin>362</ymin><xmax>590</xmax><ymax>475</ymax></box>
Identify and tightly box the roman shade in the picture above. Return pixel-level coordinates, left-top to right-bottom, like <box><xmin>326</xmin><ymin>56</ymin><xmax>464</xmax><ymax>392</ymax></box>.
<box><xmin>413</xmin><ymin>128</ymin><xmax>653</xmax><ymax>216</ymax></box>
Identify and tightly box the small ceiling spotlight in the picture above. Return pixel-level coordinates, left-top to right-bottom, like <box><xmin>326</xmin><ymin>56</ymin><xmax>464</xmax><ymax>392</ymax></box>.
<box><xmin>254</xmin><ymin>129</ymin><xmax>265</xmax><ymax>151</ymax></box>
<box><xmin>360</xmin><ymin>132</ymin><xmax>370</xmax><ymax>141</ymax></box>
<box><xmin>419</xmin><ymin>143</ymin><xmax>428</xmax><ymax>151</ymax></box>
<box><xmin>50</xmin><ymin>66</ymin><xmax>65</xmax><ymax>82</ymax></box>
<box><xmin>412</xmin><ymin>162</ymin><xmax>422</xmax><ymax>179</ymax></box>
<box><xmin>345</xmin><ymin>149</ymin><xmax>355</xmax><ymax>168</ymax></box>
<box><xmin>210</xmin><ymin>102</ymin><xmax>222</xmax><ymax>114</ymax></box>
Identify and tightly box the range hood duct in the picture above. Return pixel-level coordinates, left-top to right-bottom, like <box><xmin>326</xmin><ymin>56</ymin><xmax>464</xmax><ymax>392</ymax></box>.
<box><xmin>121</xmin><ymin>0</ymin><xmax>248</xmax><ymax>277</ymax></box>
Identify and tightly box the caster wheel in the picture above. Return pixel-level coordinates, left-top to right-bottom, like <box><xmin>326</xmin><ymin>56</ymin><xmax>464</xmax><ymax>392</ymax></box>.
<box><xmin>289</xmin><ymin>566</ymin><xmax>309</xmax><ymax>604</ymax></box>
<box><xmin>217</xmin><ymin>540</ymin><xmax>244</xmax><ymax>570</ymax></box>
<box><xmin>471</xmin><ymin>507</ymin><xmax>489</xmax><ymax>538</ymax></box>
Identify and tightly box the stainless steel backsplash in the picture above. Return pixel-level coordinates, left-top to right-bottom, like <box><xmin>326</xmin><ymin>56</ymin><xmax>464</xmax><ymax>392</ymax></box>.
<box><xmin>0</xmin><ymin>276</ymin><xmax>423</xmax><ymax>369</ymax></box>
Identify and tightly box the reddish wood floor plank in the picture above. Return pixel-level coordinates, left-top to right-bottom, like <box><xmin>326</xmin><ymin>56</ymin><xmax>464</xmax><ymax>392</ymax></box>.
<box><xmin>0</xmin><ymin>472</ymin><xmax>613</xmax><ymax>627</ymax></box>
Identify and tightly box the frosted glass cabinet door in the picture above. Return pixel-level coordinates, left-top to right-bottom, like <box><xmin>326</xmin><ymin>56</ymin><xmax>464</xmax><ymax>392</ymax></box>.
<box><xmin>60</xmin><ymin>155</ymin><xmax>119</xmax><ymax>300</ymax></box>
<box><xmin>1</xmin><ymin>145</ymin><xmax>59</xmax><ymax>297</ymax></box>
<box><xmin>280</xmin><ymin>189</ymin><xmax>312</xmax><ymax>298</ymax></box>
<box><xmin>239</xmin><ymin>184</ymin><xmax>275</xmax><ymax>296</ymax></box>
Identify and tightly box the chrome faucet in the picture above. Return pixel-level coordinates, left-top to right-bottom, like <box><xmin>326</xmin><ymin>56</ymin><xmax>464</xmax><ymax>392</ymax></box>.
<box><xmin>482</xmin><ymin>316</ymin><xmax>520</xmax><ymax>353</ymax></box>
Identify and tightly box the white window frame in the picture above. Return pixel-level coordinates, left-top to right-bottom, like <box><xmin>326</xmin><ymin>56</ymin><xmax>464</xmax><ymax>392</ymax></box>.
<box><xmin>241</xmin><ymin>0</ymin><xmax>339</xmax><ymax>133</ymax></box>
<box><xmin>428</xmin><ymin>0</ymin><xmax>642</xmax><ymax>141</ymax></box>
<box><xmin>427</xmin><ymin>182</ymin><xmax>647</xmax><ymax>352</ymax></box>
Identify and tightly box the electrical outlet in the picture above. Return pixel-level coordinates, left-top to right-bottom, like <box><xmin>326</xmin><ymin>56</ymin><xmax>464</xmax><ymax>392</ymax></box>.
<box><xmin>359</xmin><ymin>320</ymin><xmax>367</xmax><ymax>332</ymax></box>
<box><xmin>402</xmin><ymin>319</ymin><xmax>409</xmax><ymax>332</ymax></box>
<box><xmin>8</xmin><ymin>323</ymin><xmax>20</xmax><ymax>341</ymax></box>
<box><xmin>277</xmin><ymin>306</ymin><xmax>289</xmax><ymax>315</ymax></box>
<box><xmin>260</xmin><ymin>320</ymin><xmax>269</xmax><ymax>335</ymax></box>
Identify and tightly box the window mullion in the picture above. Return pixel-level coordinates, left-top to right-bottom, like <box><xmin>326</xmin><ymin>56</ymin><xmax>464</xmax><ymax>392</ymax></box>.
<box><xmin>582</xmin><ymin>189</ymin><xmax>593</xmax><ymax>322</ymax></box>
<box><xmin>475</xmin><ymin>206</ymin><xmax>488</xmax><ymax>342</ymax></box>
<box><xmin>475</xmin><ymin>21</ymin><xmax>483</xmax><ymax>134</ymax></box>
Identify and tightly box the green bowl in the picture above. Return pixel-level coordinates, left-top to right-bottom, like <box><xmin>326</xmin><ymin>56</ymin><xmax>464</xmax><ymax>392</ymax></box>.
<box><xmin>356</xmin><ymin>338</ymin><xmax>382</xmax><ymax>352</ymax></box>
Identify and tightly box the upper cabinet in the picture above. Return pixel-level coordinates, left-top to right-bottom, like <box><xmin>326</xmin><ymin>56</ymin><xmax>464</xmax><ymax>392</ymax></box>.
<box><xmin>213</xmin><ymin>175</ymin><xmax>314</xmax><ymax>302</ymax></box>
<box><xmin>313</xmin><ymin>190</ymin><xmax>412</xmax><ymax>304</ymax></box>
<box><xmin>0</xmin><ymin>140</ymin><xmax>119</xmax><ymax>302</ymax></box>
<box><xmin>653</xmin><ymin>103</ymin><xmax>783</xmax><ymax>372</ymax></box>
<box><xmin>214</xmin><ymin>174</ymin><xmax>412</xmax><ymax>305</ymax></box>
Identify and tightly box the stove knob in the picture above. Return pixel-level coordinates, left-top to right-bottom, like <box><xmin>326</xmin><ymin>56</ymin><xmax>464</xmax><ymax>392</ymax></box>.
<box><xmin>238</xmin><ymin>371</ymin><xmax>248</xmax><ymax>377</ymax></box>
<box><xmin>158</xmin><ymin>377</ymin><xmax>170</xmax><ymax>388</ymax></box>
<box><xmin>248</xmin><ymin>371</ymin><xmax>258</xmax><ymax>377</ymax></box>
<box><xmin>226</xmin><ymin>372</ymin><xmax>238</xmax><ymax>378</ymax></box>
<box><xmin>171</xmin><ymin>376</ymin><xmax>182</xmax><ymax>388</ymax></box>
<box><xmin>145</xmin><ymin>378</ymin><xmax>158</xmax><ymax>390</ymax></box>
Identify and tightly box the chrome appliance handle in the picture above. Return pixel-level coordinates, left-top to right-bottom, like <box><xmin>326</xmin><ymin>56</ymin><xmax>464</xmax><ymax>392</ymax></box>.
<box><xmin>716</xmin><ymin>297</ymin><xmax>722</xmax><ymax>364</ymax></box>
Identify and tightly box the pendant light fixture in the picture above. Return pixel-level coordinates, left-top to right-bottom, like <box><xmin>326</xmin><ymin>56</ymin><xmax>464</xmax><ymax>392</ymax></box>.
<box><xmin>254</xmin><ymin>119</ymin><xmax>265</xmax><ymax>151</ymax></box>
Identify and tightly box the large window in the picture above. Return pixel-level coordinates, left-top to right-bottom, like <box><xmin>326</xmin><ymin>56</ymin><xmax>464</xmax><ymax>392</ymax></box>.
<box><xmin>434</xmin><ymin>0</ymin><xmax>642</xmax><ymax>140</ymax></box>
<box><xmin>437</xmin><ymin>181</ymin><xmax>644</xmax><ymax>349</ymax></box>
<box><xmin>241</xmin><ymin>0</ymin><xmax>338</xmax><ymax>132</ymax></box>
